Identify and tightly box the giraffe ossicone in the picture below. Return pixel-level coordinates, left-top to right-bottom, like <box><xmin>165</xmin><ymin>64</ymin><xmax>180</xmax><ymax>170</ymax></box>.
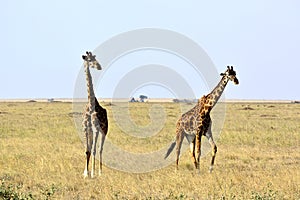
<box><xmin>165</xmin><ymin>66</ymin><xmax>239</xmax><ymax>173</ymax></box>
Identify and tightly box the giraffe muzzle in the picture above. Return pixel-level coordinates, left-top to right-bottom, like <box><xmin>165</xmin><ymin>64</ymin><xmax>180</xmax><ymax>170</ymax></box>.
<box><xmin>234</xmin><ymin>77</ymin><xmax>239</xmax><ymax>85</ymax></box>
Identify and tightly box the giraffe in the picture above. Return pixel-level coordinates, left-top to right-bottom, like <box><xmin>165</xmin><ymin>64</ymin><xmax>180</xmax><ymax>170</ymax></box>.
<box><xmin>165</xmin><ymin>66</ymin><xmax>239</xmax><ymax>173</ymax></box>
<box><xmin>82</xmin><ymin>51</ymin><xmax>108</xmax><ymax>178</ymax></box>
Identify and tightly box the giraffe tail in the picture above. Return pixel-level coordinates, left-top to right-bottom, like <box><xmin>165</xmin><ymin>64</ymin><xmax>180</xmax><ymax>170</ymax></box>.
<box><xmin>164</xmin><ymin>141</ymin><xmax>176</xmax><ymax>159</ymax></box>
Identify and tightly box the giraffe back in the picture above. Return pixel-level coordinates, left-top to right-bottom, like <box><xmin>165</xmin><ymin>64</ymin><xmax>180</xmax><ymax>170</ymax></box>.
<box><xmin>177</xmin><ymin>95</ymin><xmax>211</xmax><ymax>136</ymax></box>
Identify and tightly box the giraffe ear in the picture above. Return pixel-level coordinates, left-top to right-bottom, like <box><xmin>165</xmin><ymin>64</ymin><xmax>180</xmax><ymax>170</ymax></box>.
<box><xmin>82</xmin><ymin>55</ymin><xmax>87</xmax><ymax>60</ymax></box>
<box><xmin>220</xmin><ymin>73</ymin><xmax>225</xmax><ymax>76</ymax></box>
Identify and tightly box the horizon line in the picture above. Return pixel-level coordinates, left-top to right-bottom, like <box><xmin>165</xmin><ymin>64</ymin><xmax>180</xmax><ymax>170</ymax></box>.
<box><xmin>0</xmin><ymin>98</ymin><xmax>298</xmax><ymax>103</ymax></box>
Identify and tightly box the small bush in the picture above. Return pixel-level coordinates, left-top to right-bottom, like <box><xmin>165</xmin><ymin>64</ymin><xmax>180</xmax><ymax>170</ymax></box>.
<box><xmin>0</xmin><ymin>181</ymin><xmax>34</xmax><ymax>200</ymax></box>
<box><xmin>251</xmin><ymin>184</ymin><xmax>278</xmax><ymax>200</ymax></box>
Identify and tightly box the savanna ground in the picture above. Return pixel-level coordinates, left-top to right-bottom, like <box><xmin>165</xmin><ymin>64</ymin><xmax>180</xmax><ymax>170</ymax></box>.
<box><xmin>0</xmin><ymin>101</ymin><xmax>299</xmax><ymax>199</ymax></box>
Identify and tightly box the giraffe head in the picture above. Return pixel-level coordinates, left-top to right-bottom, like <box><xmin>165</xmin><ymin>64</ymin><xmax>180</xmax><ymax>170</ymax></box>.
<box><xmin>220</xmin><ymin>66</ymin><xmax>239</xmax><ymax>85</ymax></box>
<box><xmin>82</xmin><ymin>51</ymin><xmax>101</xmax><ymax>70</ymax></box>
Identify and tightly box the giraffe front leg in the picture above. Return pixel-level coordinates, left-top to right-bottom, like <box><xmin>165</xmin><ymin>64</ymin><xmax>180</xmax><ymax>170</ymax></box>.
<box><xmin>91</xmin><ymin>155</ymin><xmax>96</xmax><ymax>178</ymax></box>
<box><xmin>206</xmin><ymin>123</ymin><xmax>217</xmax><ymax>173</ymax></box>
<box><xmin>189</xmin><ymin>140</ymin><xmax>197</xmax><ymax>169</ymax></box>
<box><xmin>83</xmin><ymin>117</ymin><xmax>92</xmax><ymax>178</ymax></box>
<box><xmin>208</xmin><ymin>137</ymin><xmax>217</xmax><ymax>173</ymax></box>
<box><xmin>84</xmin><ymin>152</ymin><xmax>91</xmax><ymax>178</ymax></box>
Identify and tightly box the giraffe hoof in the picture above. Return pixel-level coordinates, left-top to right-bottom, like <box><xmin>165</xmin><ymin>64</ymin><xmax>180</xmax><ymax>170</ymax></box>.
<box><xmin>91</xmin><ymin>171</ymin><xmax>95</xmax><ymax>179</ymax></box>
<box><xmin>83</xmin><ymin>170</ymin><xmax>90</xmax><ymax>178</ymax></box>
<box><xmin>209</xmin><ymin>166</ymin><xmax>213</xmax><ymax>173</ymax></box>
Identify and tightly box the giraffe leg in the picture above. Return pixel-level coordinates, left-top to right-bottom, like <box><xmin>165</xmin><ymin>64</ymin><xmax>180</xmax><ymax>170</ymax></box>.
<box><xmin>91</xmin><ymin>113</ymin><xmax>100</xmax><ymax>178</ymax></box>
<box><xmin>175</xmin><ymin>130</ymin><xmax>184</xmax><ymax>171</ymax></box>
<box><xmin>84</xmin><ymin>151</ymin><xmax>91</xmax><ymax>178</ymax></box>
<box><xmin>186</xmin><ymin>134</ymin><xmax>197</xmax><ymax>169</ymax></box>
<box><xmin>92</xmin><ymin>112</ymin><xmax>107</xmax><ymax>176</ymax></box>
<box><xmin>208</xmin><ymin>136</ymin><xmax>217</xmax><ymax>173</ymax></box>
<box><xmin>189</xmin><ymin>140</ymin><xmax>197</xmax><ymax>169</ymax></box>
<box><xmin>206</xmin><ymin>124</ymin><xmax>217</xmax><ymax>173</ymax></box>
<box><xmin>98</xmin><ymin>133</ymin><xmax>106</xmax><ymax>175</ymax></box>
<box><xmin>83</xmin><ymin>115</ymin><xmax>92</xmax><ymax>178</ymax></box>
<box><xmin>195</xmin><ymin>134</ymin><xmax>202</xmax><ymax>173</ymax></box>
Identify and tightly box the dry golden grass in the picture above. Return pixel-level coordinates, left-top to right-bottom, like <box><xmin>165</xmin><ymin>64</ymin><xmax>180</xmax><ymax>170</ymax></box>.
<box><xmin>0</xmin><ymin>101</ymin><xmax>299</xmax><ymax>199</ymax></box>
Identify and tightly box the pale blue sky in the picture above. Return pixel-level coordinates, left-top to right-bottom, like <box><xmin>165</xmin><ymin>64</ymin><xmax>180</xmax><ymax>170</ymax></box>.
<box><xmin>1</xmin><ymin>0</ymin><xmax>299</xmax><ymax>100</ymax></box>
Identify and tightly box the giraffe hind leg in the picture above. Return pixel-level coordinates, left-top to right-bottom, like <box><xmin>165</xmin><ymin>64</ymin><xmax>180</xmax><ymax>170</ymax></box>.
<box><xmin>91</xmin><ymin>112</ymin><xmax>107</xmax><ymax>176</ymax></box>
<box><xmin>91</xmin><ymin>132</ymin><xmax>99</xmax><ymax>178</ymax></box>
<box><xmin>175</xmin><ymin>130</ymin><xmax>185</xmax><ymax>171</ymax></box>
<box><xmin>186</xmin><ymin>134</ymin><xmax>197</xmax><ymax>169</ymax></box>
<box><xmin>99</xmin><ymin>133</ymin><xmax>106</xmax><ymax>175</ymax></box>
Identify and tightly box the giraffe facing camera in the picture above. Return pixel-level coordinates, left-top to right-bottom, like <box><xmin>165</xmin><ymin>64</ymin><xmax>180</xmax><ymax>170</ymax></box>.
<box><xmin>82</xmin><ymin>51</ymin><xmax>102</xmax><ymax>70</ymax></box>
<box><xmin>82</xmin><ymin>51</ymin><xmax>108</xmax><ymax>178</ymax></box>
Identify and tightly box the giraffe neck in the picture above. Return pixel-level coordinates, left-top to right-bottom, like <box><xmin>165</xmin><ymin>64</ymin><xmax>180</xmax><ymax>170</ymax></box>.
<box><xmin>85</xmin><ymin>63</ymin><xmax>96</xmax><ymax>112</ymax></box>
<box><xmin>205</xmin><ymin>75</ymin><xmax>229</xmax><ymax>109</ymax></box>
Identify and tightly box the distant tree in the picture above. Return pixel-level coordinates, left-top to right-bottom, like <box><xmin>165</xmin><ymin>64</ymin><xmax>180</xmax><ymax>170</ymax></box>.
<box><xmin>139</xmin><ymin>95</ymin><xmax>148</xmax><ymax>99</ymax></box>
<box><xmin>139</xmin><ymin>95</ymin><xmax>148</xmax><ymax>102</ymax></box>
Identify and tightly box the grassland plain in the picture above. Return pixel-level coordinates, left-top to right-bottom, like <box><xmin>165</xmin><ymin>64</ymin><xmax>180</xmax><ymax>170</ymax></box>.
<box><xmin>0</xmin><ymin>101</ymin><xmax>299</xmax><ymax>199</ymax></box>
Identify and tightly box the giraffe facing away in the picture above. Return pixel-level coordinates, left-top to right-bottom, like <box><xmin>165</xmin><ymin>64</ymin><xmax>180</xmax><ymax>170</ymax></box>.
<box><xmin>82</xmin><ymin>51</ymin><xmax>108</xmax><ymax>178</ymax></box>
<box><xmin>165</xmin><ymin>66</ymin><xmax>239</xmax><ymax>173</ymax></box>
